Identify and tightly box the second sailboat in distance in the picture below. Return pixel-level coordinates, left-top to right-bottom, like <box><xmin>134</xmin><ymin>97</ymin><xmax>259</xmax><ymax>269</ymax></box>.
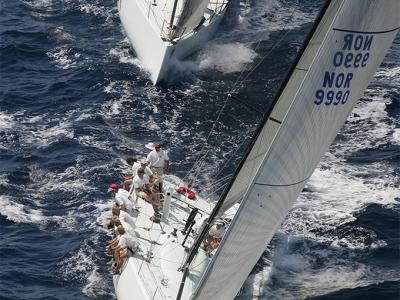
<box><xmin>118</xmin><ymin>0</ymin><xmax>229</xmax><ymax>85</ymax></box>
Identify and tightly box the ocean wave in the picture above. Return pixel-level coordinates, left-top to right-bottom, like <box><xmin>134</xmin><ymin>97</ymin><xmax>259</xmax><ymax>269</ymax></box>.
<box><xmin>0</xmin><ymin>195</ymin><xmax>62</xmax><ymax>225</ymax></box>
<box><xmin>46</xmin><ymin>46</ymin><xmax>81</xmax><ymax>69</ymax></box>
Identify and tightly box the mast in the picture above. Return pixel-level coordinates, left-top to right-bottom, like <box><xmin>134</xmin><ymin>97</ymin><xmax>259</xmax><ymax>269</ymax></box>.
<box><xmin>168</xmin><ymin>0</ymin><xmax>180</xmax><ymax>39</ymax></box>
<box><xmin>181</xmin><ymin>0</ymin><xmax>399</xmax><ymax>299</ymax></box>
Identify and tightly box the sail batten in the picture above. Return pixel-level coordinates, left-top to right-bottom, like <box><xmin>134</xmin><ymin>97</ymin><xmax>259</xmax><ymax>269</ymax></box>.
<box><xmin>190</xmin><ymin>1</ymin><xmax>400</xmax><ymax>299</ymax></box>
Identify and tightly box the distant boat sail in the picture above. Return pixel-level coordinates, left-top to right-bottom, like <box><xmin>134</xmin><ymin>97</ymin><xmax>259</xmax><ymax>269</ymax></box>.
<box><xmin>118</xmin><ymin>0</ymin><xmax>229</xmax><ymax>84</ymax></box>
<box><xmin>111</xmin><ymin>1</ymin><xmax>399</xmax><ymax>299</ymax></box>
<box><xmin>187</xmin><ymin>1</ymin><xmax>400</xmax><ymax>299</ymax></box>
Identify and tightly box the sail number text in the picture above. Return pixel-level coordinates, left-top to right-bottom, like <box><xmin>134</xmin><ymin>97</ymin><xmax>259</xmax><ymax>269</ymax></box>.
<box><xmin>314</xmin><ymin>33</ymin><xmax>373</xmax><ymax>106</ymax></box>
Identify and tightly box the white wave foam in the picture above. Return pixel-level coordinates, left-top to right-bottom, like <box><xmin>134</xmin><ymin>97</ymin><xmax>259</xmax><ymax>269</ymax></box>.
<box><xmin>47</xmin><ymin>46</ymin><xmax>81</xmax><ymax>69</ymax></box>
<box><xmin>0</xmin><ymin>174</ymin><xmax>9</xmax><ymax>187</ymax></box>
<box><xmin>0</xmin><ymin>195</ymin><xmax>62</xmax><ymax>225</ymax></box>
<box><xmin>48</xmin><ymin>26</ymin><xmax>75</xmax><ymax>43</ymax></box>
<box><xmin>23</xmin><ymin>0</ymin><xmax>55</xmax><ymax>9</ymax></box>
<box><xmin>25</xmin><ymin>115</ymin><xmax>45</xmax><ymax>124</ymax></box>
<box><xmin>374</xmin><ymin>65</ymin><xmax>400</xmax><ymax>86</ymax></box>
<box><xmin>392</xmin><ymin>128</ymin><xmax>400</xmax><ymax>144</ymax></box>
<box><xmin>0</xmin><ymin>112</ymin><xmax>15</xmax><ymax>129</ymax></box>
<box><xmin>244</xmin><ymin>235</ymin><xmax>400</xmax><ymax>300</ymax></box>
<box><xmin>23</xmin><ymin>120</ymin><xmax>74</xmax><ymax>148</ymax></box>
<box><xmin>104</xmin><ymin>81</ymin><xmax>117</xmax><ymax>93</ymax></box>
<box><xmin>218</xmin><ymin>0</ymin><xmax>318</xmax><ymax>45</ymax></box>
<box><xmin>334</xmin><ymin>94</ymin><xmax>395</xmax><ymax>153</ymax></box>
<box><xmin>281</xmin><ymin>154</ymin><xmax>398</xmax><ymax>250</ymax></box>
<box><xmin>58</xmin><ymin>241</ymin><xmax>112</xmax><ymax>297</ymax></box>
<box><xmin>197</xmin><ymin>43</ymin><xmax>257</xmax><ymax>73</ymax></box>
<box><xmin>109</xmin><ymin>44</ymin><xmax>141</xmax><ymax>66</ymax></box>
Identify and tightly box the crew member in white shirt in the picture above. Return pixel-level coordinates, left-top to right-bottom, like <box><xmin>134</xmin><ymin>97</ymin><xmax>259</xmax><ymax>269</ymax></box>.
<box><xmin>124</xmin><ymin>157</ymin><xmax>139</xmax><ymax>190</ymax></box>
<box><xmin>112</xmin><ymin>205</ymin><xmax>136</xmax><ymax>229</ymax></box>
<box><xmin>133</xmin><ymin>168</ymin><xmax>161</xmax><ymax>222</ymax></box>
<box><xmin>111</xmin><ymin>225</ymin><xmax>139</xmax><ymax>274</ymax></box>
<box><xmin>108</xmin><ymin>183</ymin><xmax>134</xmax><ymax>214</ymax></box>
<box><xmin>124</xmin><ymin>157</ymin><xmax>155</xmax><ymax>190</ymax></box>
<box><xmin>202</xmin><ymin>221</ymin><xmax>226</xmax><ymax>253</ymax></box>
<box><xmin>146</xmin><ymin>143</ymin><xmax>169</xmax><ymax>176</ymax></box>
<box><xmin>132</xmin><ymin>168</ymin><xmax>152</xmax><ymax>201</ymax></box>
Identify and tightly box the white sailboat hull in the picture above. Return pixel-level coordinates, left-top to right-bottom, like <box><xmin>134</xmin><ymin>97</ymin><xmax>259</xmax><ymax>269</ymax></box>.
<box><xmin>118</xmin><ymin>0</ymin><xmax>226</xmax><ymax>84</ymax></box>
<box><xmin>113</xmin><ymin>261</ymin><xmax>150</xmax><ymax>300</ymax></box>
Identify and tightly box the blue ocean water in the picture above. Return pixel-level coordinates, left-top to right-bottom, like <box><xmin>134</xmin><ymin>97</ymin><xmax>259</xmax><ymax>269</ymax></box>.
<box><xmin>0</xmin><ymin>0</ymin><xmax>399</xmax><ymax>299</ymax></box>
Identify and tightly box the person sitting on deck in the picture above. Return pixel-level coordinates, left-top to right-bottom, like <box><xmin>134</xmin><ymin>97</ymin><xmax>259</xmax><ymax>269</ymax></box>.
<box><xmin>124</xmin><ymin>158</ymin><xmax>155</xmax><ymax>190</ymax></box>
<box><xmin>202</xmin><ymin>220</ymin><xmax>226</xmax><ymax>253</ymax></box>
<box><xmin>132</xmin><ymin>168</ymin><xmax>161</xmax><ymax>222</ymax></box>
<box><xmin>112</xmin><ymin>205</ymin><xmax>136</xmax><ymax>229</ymax></box>
<box><xmin>132</xmin><ymin>168</ymin><xmax>157</xmax><ymax>204</ymax></box>
<box><xmin>108</xmin><ymin>183</ymin><xmax>135</xmax><ymax>214</ymax></box>
<box><xmin>105</xmin><ymin>215</ymin><xmax>136</xmax><ymax>254</ymax></box>
<box><xmin>111</xmin><ymin>225</ymin><xmax>139</xmax><ymax>274</ymax></box>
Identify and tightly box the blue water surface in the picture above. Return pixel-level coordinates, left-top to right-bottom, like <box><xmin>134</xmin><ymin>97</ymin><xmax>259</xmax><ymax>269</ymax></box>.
<box><xmin>1</xmin><ymin>0</ymin><xmax>399</xmax><ymax>299</ymax></box>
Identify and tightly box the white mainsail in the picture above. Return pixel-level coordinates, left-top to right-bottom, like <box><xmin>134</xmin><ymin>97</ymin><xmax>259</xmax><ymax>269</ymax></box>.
<box><xmin>191</xmin><ymin>1</ymin><xmax>400</xmax><ymax>299</ymax></box>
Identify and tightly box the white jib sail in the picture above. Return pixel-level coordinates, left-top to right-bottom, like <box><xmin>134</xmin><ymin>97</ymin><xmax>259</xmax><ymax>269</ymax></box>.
<box><xmin>172</xmin><ymin>0</ymin><xmax>210</xmax><ymax>39</ymax></box>
<box><xmin>191</xmin><ymin>1</ymin><xmax>400</xmax><ymax>299</ymax></box>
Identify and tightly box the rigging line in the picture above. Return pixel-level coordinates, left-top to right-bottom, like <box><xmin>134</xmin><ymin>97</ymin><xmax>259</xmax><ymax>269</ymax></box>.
<box><xmin>205</xmin><ymin>182</ymin><xmax>230</xmax><ymax>197</ymax></box>
<box><xmin>187</xmin><ymin>0</ymin><xmax>299</xmax><ymax>180</ymax></box>
<box><xmin>181</xmin><ymin>150</ymin><xmax>210</xmax><ymax>184</ymax></box>
<box><xmin>188</xmin><ymin>156</ymin><xmax>207</xmax><ymax>188</ymax></box>
<box><xmin>227</xmin><ymin>2</ymin><xmax>299</xmax><ymax>96</ymax></box>
<box><xmin>212</xmin><ymin>127</ymin><xmax>255</xmax><ymax>179</ymax></box>
<box><xmin>229</xmin><ymin>95</ymin><xmax>265</xmax><ymax>116</ymax></box>
<box><xmin>203</xmin><ymin>180</ymin><xmax>231</xmax><ymax>196</ymax></box>
<box><xmin>181</xmin><ymin>2</ymin><xmax>299</xmax><ymax>200</ymax></box>
<box><xmin>224</xmin><ymin>0</ymin><xmax>299</xmax><ymax>95</ymax></box>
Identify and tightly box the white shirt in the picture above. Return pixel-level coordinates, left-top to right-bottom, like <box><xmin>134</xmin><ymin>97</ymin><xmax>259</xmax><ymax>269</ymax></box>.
<box><xmin>118</xmin><ymin>233</ymin><xmax>139</xmax><ymax>250</ymax></box>
<box><xmin>119</xmin><ymin>210</ymin><xmax>136</xmax><ymax>229</ymax></box>
<box><xmin>146</xmin><ymin>149</ymin><xmax>169</xmax><ymax>168</ymax></box>
<box><xmin>132</xmin><ymin>163</ymin><xmax>153</xmax><ymax>177</ymax></box>
<box><xmin>120</xmin><ymin>219</ymin><xmax>136</xmax><ymax>235</ymax></box>
<box><xmin>115</xmin><ymin>189</ymin><xmax>133</xmax><ymax>212</ymax></box>
<box><xmin>143</xmin><ymin>165</ymin><xmax>153</xmax><ymax>177</ymax></box>
<box><xmin>209</xmin><ymin>225</ymin><xmax>225</xmax><ymax>239</ymax></box>
<box><xmin>131</xmin><ymin>162</ymin><xmax>140</xmax><ymax>176</ymax></box>
<box><xmin>193</xmin><ymin>216</ymin><xmax>208</xmax><ymax>234</ymax></box>
<box><xmin>132</xmin><ymin>174</ymin><xmax>150</xmax><ymax>190</ymax></box>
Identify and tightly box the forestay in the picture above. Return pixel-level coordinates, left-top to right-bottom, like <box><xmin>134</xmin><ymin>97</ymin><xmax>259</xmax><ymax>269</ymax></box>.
<box><xmin>191</xmin><ymin>1</ymin><xmax>400</xmax><ymax>299</ymax></box>
<box><xmin>172</xmin><ymin>0</ymin><xmax>210</xmax><ymax>39</ymax></box>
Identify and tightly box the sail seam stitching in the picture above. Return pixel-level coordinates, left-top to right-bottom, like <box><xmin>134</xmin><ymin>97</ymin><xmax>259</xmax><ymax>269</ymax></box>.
<box><xmin>254</xmin><ymin>176</ymin><xmax>310</xmax><ymax>187</ymax></box>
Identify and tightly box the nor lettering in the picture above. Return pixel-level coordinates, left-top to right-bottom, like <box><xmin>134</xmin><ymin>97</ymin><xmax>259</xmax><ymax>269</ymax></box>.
<box><xmin>323</xmin><ymin>71</ymin><xmax>353</xmax><ymax>88</ymax></box>
<box><xmin>342</xmin><ymin>34</ymin><xmax>373</xmax><ymax>51</ymax></box>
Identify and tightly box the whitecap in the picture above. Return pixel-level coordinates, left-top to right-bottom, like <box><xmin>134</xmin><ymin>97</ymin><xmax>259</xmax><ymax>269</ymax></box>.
<box><xmin>47</xmin><ymin>46</ymin><xmax>81</xmax><ymax>69</ymax></box>
<box><xmin>197</xmin><ymin>43</ymin><xmax>257</xmax><ymax>73</ymax></box>
<box><xmin>0</xmin><ymin>112</ymin><xmax>15</xmax><ymax>129</ymax></box>
<box><xmin>0</xmin><ymin>195</ymin><xmax>61</xmax><ymax>225</ymax></box>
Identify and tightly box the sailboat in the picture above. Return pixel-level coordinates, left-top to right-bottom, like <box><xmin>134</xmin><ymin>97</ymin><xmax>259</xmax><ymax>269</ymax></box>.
<box><xmin>118</xmin><ymin>0</ymin><xmax>229</xmax><ymax>85</ymax></box>
<box><xmin>111</xmin><ymin>1</ymin><xmax>400</xmax><ymax>299</ymax></box>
